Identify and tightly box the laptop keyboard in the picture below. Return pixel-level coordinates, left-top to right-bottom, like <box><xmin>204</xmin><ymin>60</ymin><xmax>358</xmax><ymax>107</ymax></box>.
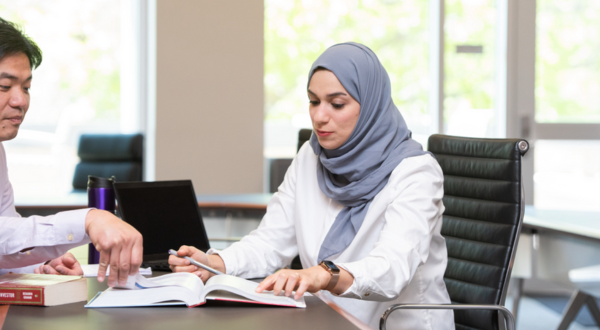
<box><xmin>141</xmin><ymin>260</ymin><xmax>172</xmax><ymax>272</ymax></box>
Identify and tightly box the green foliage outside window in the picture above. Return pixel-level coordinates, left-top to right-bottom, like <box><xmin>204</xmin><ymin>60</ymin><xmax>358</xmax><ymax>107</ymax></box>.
<box><xmin>536</xmin><ymin>0</ymin><xmax>600</xmax><ymax>123</ymax></box>
<box><xmin>0</xmin><ymin>0</ymin><xmax>120</xmax><ymax>122</ymax></box>
<box><xmin>444</xmin><ymin>0</ymin><xmax>495</xmax><ymax>119</ymax></box>
<box><xmin>264</xmin><ymin>0</ymin><xmax>429</xmax><ymax>125</ymax></box>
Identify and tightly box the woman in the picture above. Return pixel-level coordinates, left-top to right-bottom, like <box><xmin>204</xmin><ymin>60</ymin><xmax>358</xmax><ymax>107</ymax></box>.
<box><xmin>170</xmin><ymin>42</ymin><xmax>453</xmax><ymax>330</ymax></box>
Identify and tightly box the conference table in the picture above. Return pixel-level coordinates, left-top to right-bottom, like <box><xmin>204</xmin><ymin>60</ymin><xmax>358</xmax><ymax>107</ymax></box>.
<box><xmin>12</xmin><ymin>194</ymin><xmax>369</xmax><ymax>329</ymax></box>
<box><xmin>15</xmin><ymin>193</ymin><xmax>600</xmax><ymax>328</ymax></box>
<box><xmin>14</xmin><ymin>192</ymin><xmax>274</xmax><ymax>218</ymax></box>
<box><xmin>3</xmin><ymin>274</ymin><xmax>360</xmax><ymax>330</ymax></box>
<box><xmin>513</xmin><ymin>206</ymin><xmax>600</xmax><ymax>287</ymax></box>
<box><xmin>16</xmin><ymin>193</ymin><xmax>600</xmax><ymax>283</ymax></box>
<box><xmin>510</xmin><ymin>206</ymin><xmax>600</xmax><ymax>328</ymax></box>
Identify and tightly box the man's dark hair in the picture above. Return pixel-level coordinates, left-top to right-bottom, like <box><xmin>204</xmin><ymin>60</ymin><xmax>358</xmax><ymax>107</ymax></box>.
<box><xmin>0</xmin><ymin>17</ymin><xmax>42</xmax><ymax>69</ymax></box>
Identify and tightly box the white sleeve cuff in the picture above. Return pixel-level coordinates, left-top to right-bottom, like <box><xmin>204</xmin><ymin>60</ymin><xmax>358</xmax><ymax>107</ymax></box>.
<box><xmin>51</xmin><ymin>208</ymin><xmax>92</xmax><ymax>245</ymax></box>
<box><xmin>206</xmin><ymin>248</ymin><xmax>236</xmax><ymax>276</ymax></box>
<box><xmin>334</xmin><ymin>263</ymin><xmax>362</xmax><ymax>299</ymax></box>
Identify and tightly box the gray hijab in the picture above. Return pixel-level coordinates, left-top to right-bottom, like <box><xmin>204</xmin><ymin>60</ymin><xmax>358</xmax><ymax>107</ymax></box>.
<box><xmin>309</xmin><ymin>42</ymin><xmax>428</xmax><ymax>262</ymax></box>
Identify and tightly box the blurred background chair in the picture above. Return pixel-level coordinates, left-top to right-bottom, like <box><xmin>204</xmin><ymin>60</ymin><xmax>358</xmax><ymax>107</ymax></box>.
<box><xmin>267</xmin><ymin>129</ymin><xmax>312</xmax><ymax>270</ymax></box>
<box><xmin>268</xmin><ymin>128</ymin><xmax>312</xmax><ymax>193</ymax></box>
<box><xmin>381</xmin><ymin>134</ymin><xmax>529</xmax><ymax>330</ymax></box>
<box><xmin>72</xmin><ymin>133</ymin><xmax>144</xmax><ymax>190</ymax></box>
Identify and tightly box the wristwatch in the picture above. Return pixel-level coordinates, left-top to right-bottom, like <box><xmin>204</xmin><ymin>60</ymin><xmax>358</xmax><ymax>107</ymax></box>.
<box><xmin>319</xmin><ymin>260</ymin><xmax>340</xmax><ymax>291</ymax></box>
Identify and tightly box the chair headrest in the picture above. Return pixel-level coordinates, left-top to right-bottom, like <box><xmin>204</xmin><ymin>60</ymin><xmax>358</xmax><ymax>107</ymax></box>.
<box><xmin>428</xmin><ymin>134</ymin><xmax>529</xmax><ymax>159</ymax></box>
<box><xmin>77</xmin><ymin>134</ymin><xmax>143</xmax><ymax>161</ymax></box>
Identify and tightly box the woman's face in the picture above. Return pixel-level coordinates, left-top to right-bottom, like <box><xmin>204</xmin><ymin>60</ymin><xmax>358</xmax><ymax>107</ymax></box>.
<box><xmin>308</xmin><ymin>70</ymin><xmax>360</xmax><ymax>150</ymax></box>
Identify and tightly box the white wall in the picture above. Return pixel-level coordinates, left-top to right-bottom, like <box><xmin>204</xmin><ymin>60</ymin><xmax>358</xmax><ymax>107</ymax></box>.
<box><xmin>154</xmin><ymin>0</ymin><xmax>264</xmax><ymax>193</ymax></box>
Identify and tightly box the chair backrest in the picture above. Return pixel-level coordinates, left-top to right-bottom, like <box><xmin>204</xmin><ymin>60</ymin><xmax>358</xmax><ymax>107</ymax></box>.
<box><xmin>428</xmin><ymin>134</ymin><xmax>529</xmax><ymax>330</ymax></box>
<box><xmin>268</xmin><ymin>129</ymin><xmax>314</xmax><ymax>194</ymax></box>
<box><xmin>72</xmin><ymin>134</ymin><xmax>144</xmax><ymax>189</ymax></box>
<box><xmin>297</xmin><ymin>129</ymin><xmax>312</xmax><ymax>152</ymax></box>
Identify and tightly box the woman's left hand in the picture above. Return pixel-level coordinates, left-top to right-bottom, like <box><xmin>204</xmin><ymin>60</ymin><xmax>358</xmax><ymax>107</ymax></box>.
<box><xmin>255</xmin><ymin>266</ymin><xmax>330</xmax><ymax>300</ymax></box>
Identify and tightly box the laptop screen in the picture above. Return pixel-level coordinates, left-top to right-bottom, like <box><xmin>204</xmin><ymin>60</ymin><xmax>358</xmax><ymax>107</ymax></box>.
<box><xmin>113</xmin><ymin>180</ymin><xmax>211</xmax><ymax>258</ymax></box>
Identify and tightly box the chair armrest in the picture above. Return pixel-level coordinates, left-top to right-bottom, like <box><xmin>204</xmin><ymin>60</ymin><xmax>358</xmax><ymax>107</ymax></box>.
<box><xmin>380</xmin><ymin>303</ymin><xmax>515</xmax><ymax>330</ymax></box>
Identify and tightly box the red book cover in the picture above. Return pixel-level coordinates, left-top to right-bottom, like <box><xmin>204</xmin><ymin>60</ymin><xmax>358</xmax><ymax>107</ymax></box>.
<box><xmin>0</xmin><ymin>274</ymin><xmax>86</xmax><ymax>306</ymax></box>
<box><xmin>0</xmin><ymin>286</ymin><xmax>44</xmax><ymax>306</ymax></box>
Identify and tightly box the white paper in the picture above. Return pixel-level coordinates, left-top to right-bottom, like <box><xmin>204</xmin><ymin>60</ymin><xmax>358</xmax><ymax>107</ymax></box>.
<box><xmin>81</xmin><ymin>264</ymin><xmax>152</xmax><ymax>278</ymax></box>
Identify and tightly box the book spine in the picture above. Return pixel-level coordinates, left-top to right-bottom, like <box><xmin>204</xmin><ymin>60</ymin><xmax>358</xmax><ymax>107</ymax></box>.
<box><xmin>0</xmin><ymin>287</ymin><xmax>44</xmax><ymax>306</ymax></box>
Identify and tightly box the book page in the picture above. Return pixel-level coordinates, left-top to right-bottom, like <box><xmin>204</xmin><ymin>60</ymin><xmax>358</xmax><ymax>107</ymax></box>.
<box><xmin>86</xmin><ymin>285</ymin><xmax>202</xmax><ymax>307</ymax></box>
<box><xmin>0</xmin><ymin>274</ymin><xmax>82</xmax><ymax>287</ymax></box>
<box><xmin>87</xmin><ymin>273</ymin><xmax>206</xmax><ymax>308</ymax></box>
<box><xmin>115</xmin><ymin>273</ymin><xmax>204</xmax><ymax>297</ymax></box>
<box><xmin>80</xmin><ymin>264</ymin><xmax>152</xmax><ymax>278</ymax></box>
<box><xmin>202</xmin><ymin>275</ymin><xmax>305</xmax><ymax>308</ymax></box>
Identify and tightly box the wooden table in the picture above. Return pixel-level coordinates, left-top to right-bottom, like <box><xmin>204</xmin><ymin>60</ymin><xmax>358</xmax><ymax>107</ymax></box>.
<box><xmin>14</xmin><ymin>192</ymin><xmax>273</xmax><ymax>217</ymax></box>
<box><xmin>3</xmin><ymin>275</ymin><xmax>359</xmax><ymax>330</ymax></box>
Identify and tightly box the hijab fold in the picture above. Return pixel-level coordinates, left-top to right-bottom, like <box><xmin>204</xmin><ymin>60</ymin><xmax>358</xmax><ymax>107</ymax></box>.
<box><xmin>309</xmin><ymin>42</ymin><xmax>428</xmax><ymax>262</ymax></box>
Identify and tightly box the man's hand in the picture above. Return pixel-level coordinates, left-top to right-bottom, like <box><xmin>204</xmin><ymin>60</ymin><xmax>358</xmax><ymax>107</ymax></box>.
<box><xmin>85</xmin><ymin>209</ymin><xmax>143</xmax><ymax>287</ymax></box>
<box><xmin>168</xmin><ymin>245</ymin><xmax>225</xmax><ymax>283</ymax></box>
<box><xmin>34</xmin><ymin>252</ymin><xmax>83</xmax><ymax>275</ymax></box>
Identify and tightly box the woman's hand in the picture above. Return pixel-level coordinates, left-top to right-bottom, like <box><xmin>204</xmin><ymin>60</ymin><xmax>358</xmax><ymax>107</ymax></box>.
<box><xmin>255</xmin><ymin>266</ymin><xmax>331</xmax><ymax>300</ymax></box>
<box><xmin>168</xmin><ymin>245</ymin><xmax>225</xmax><ymax>283</ymax></box>
<box><xmin>34</xmin><ymin>252</ymin><xmax>83</xmax><ymax>275</ymax></box>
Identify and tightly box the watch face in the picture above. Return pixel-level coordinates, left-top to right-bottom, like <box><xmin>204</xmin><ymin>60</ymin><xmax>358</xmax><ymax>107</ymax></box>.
<box><xmin>322</xmin><ymin>260</ymin><xmax>340</xmax><ymax>272</ymax></box>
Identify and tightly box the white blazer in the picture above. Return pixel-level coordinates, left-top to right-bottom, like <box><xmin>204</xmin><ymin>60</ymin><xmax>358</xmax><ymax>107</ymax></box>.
<box><xmin>0</xmin><ymin>143</ymin><xmax>91</xmax><ymax>273</ymax></box>
<box><xmin>210</xmin><ymin>143</ymin><xmax>454</xmax><ymax>330</ymax></box>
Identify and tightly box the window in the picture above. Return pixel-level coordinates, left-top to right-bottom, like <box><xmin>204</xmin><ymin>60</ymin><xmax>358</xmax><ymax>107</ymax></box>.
<box><xmin>536</xmin><ymin>0</ymin><xmax>600</xmax><ymax>123</ymax></box>
<box><xmin>531</xmin><ymin>0</ymin><xmax>600</xmax><ymax>210</ymax></box>
<box><xmin>444</xmin><ymin>0</ymin><xmax>501</xmax><ymax>138</ymax></box>
<box><xmin>264</xmin><ymin>0</ymin><xmax>430</xmax><ymax>158</ymax></box>
<box><xmin>0</xmin><ymin>0</ymin><xmax>124</xmax><ymax>197</ymax></box>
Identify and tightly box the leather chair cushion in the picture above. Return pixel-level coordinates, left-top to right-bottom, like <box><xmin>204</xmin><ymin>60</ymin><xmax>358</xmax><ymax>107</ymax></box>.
<box><xmin>73</xmin><ymin>162</ymin><xmax>142</xmax><ymax>189</ymax></box>
<box><xmin>77</xmin><ymin>134</ymin><xmax>143</xmax><ymax>161</ymax></box>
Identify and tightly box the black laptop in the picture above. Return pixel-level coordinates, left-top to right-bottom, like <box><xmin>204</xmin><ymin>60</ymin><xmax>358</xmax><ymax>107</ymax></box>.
<box><xmin>113</xmin><ymin>180</ymin><xmax>211</xmax><ymax>271</ymax></box>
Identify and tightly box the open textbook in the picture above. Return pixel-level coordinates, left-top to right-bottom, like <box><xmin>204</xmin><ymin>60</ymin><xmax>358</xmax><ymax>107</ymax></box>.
<box><xmin>85</xmin><ymin>272</ymin><xmax>306</xmax><ymax>308</ymax></box>
<box><xmin>80</xmin><ymin>264</ymin><xmax>152</xmax><ymax>278</ymax></box>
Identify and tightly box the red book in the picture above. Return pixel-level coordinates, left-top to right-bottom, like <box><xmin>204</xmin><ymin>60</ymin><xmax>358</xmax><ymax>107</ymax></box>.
<box><xmin>0</xmin><ymin>273</ymin><xmax>87</xmax><ymax>306</ymax></box>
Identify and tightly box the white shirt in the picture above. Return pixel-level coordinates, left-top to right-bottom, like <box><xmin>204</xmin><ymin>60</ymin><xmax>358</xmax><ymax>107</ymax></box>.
<box><xmin>210</xmin><ymin>144</ymin><xmax>454</xmax><ymax>330</ymax></box>
<box><xmin>0</xmin><ymin>143</ymin><xmax>91</xmax><ymax>273</ymax></box>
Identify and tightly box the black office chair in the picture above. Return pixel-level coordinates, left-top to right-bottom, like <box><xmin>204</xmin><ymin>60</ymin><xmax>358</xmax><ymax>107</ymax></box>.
<box><xmin>288</xmin><ymin>129</ymin><xmax>312</xmax><ymax>269</ymax></box>
<box><xmin>297</xmin><ymin>128</ymin><xmax>312</xmax><ymax>151</ymax></box>
<box><xmin>268</xmin><ymin>129</ymin><xmax>313</xmax><ymax>193</ymax></box>
<box><xmin>380</xmin><ymin>134</ymin><xmax>529</xmax><ymax>330</ymax></box>
<box><xmin>72</xmin><ymin>134</ymin><xmax>144</xmax><ymax>190</ymax></box>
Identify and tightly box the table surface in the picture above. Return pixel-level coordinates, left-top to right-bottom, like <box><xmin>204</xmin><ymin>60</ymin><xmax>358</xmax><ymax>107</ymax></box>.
<box><xmin>16</xmin><ymin>192</ymin><xmax>600</xmax><ymax>237</ymax></box>
<box><xmin>16</xmin><ymin>193</ymin><xmax>600</xmax><ymax>233</ymax></box>
<box><xmin>15</xmin><ymin>192</ymin><xmax>274</xmax><ymax>210</ymax></box>
<box><xmin>4</xmin><ymin>275</ymin><xmax>358</xmax><ymax>330</ymax></box>
<box><xmin>523</xmin><ymin>205</ymin><xmax>600</xmax><ymax>240</ymax></box>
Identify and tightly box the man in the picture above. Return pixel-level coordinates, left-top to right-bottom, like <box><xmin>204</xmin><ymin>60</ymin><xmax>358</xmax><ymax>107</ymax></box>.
<box><xmin>0</xmin><ymin>17</ymin><xmax>143</xmax><ymax>287</ymax></box>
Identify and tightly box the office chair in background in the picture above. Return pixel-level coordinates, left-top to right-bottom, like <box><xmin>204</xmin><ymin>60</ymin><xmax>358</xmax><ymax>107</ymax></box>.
<box><xmin>268</xmin><ymin>129</ymin><xmax>312</xmax><ymax>194</ymax></box>
<box><xmin>267</xmin><ymin>129</ymin><xmax>312</xmax><ymax>269</ymax></box>
<box><xmin>72</xmin><ymin>133</ymin><xmax>144</xmax><ymax>190</ymax></box>
<box><xmin>381</xmin><ymin>134</ymin><xmax>529</xmax><ymax>330</ymax></box>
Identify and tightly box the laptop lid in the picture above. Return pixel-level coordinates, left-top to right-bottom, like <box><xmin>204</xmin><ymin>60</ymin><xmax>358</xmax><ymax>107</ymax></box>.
<box><xmin>113</xmin><ymin>180</ymin><xmax>211</xmax><ymax>261</ymax></box>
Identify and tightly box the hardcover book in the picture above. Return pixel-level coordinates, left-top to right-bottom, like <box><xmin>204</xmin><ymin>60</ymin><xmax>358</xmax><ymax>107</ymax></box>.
<box><xmin>0</xmin><ymin>273</ymin><xmax>87</xmax><ymax>306</ymax></box>
<box><xmin>86</xmin><ymin>272</ymin><xmax>306</xmax><ymax>308</ymax></box>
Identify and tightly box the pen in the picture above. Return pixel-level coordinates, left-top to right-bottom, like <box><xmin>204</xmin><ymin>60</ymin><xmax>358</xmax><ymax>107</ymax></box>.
<box><xmin>168</xmin><ymin>249</ymin><xmax>224</xmax><ymax>276</ymax></box>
